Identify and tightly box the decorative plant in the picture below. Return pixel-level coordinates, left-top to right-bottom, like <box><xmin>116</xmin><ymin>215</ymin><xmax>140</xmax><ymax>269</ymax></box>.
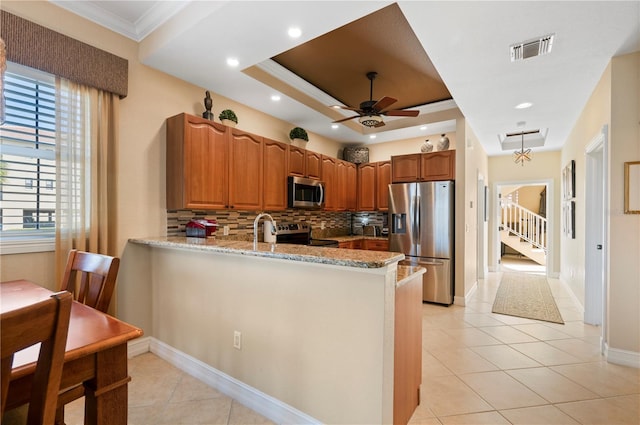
<box><xmin>289</xmin><ymin>127</ymin><xmax>308</xmax><ymax>141</ymax></box>
<box><xmin>218</xmin><ymin>109</ymin><xmax>238</xmax><ymax>124</ymax></box>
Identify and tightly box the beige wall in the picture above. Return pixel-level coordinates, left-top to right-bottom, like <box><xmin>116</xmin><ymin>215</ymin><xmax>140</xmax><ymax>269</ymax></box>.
<box><xmin>0</xmin><ymin>1</ymin><xmax>341</xmax><ymax>306</ymax></box>
<box><xmin>488</xmin><ymin>151</ymin><xmax>561</xmax><ymax>276</ymax></box>
<box><xmin>560</xmin><ymin>51</ymin><xmax>639</xmax><ymax>359</ymax></box>
<box><xmin>367</xmin><ymin>132</ymin><xmax>457</xmax><ymax>162</ymax></box>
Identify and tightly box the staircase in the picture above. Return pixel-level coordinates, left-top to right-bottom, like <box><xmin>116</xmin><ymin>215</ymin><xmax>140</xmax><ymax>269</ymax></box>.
<box><xmin>500</xmin><ymin>199</ymin><xmax>547</xmax><ymax>265</ymax></box>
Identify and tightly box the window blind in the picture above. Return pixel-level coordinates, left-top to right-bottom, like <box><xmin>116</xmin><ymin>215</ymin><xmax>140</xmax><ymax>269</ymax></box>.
<box><xmin>1</xmin><ymin>64</ymin><xmax>56</xmax><ymax>236</ymax></box>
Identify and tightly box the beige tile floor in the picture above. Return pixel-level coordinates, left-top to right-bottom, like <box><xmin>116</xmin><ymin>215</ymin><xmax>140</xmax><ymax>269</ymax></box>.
<box><xmin>62</xmin><ymin>259</ymin><xmax>638</xmax><ymax>425</ymax></box>
<box><xmin>410</xmin><ymin>258</ymin><xmax>640</xmax><ymax>425</ymax></box>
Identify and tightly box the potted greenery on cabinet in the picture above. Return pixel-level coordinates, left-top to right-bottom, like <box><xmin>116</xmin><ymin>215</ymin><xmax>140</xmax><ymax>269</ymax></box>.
<box><xmin>289</xmin><ymin>127</ymin><xmax>308</xmax><ymax>146</ymax></box>
<box><xmin>219</xmin><ymin>109</ymin><xmax>238</xmax><ymax>127</ymax></box>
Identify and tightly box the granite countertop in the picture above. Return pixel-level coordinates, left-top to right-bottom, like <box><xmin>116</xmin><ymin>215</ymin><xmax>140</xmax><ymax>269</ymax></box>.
<box><xmin>129</xmin><ymin>237</ymin><xmax>404</xmax><ymax>269</ymax></box>
<box><xmin>396</xmin><ymin>265</ymin><xmax>426</xmax><ymax>288</ymax></box>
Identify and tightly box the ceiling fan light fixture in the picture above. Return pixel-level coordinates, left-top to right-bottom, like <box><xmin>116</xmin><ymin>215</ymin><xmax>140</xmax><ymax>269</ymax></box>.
<box><xmin>359</xmin><ymin>114</ymin><xmax>383</xmax><ymax>127</ymax></box>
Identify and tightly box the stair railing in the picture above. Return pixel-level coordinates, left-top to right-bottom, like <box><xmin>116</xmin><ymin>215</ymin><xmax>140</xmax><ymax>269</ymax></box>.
<box><xmin>500</xmin><ymin>199</ymin><xmax>547</xmax><ymax>251</ymax></box>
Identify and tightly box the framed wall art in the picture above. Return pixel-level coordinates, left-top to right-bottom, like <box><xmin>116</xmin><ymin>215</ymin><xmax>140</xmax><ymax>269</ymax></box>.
<box><xmin>624</xmin><ymin>161</ymin><xmax>640</xmax><ymax>214</ymax></box>
<box><xmin>563</xmin><ymin>160</ymin><xmax>576</xmax><ymax>200</ymax></box>
<box><xmin>563</xmin><ymin>200</ymin><xmax>575</xmax><ymax>239</ymax></box>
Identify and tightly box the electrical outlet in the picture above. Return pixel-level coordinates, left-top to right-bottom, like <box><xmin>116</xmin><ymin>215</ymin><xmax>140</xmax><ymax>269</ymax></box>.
<box><xmin>223</xmin><ymin>225</ymin><xmax>230</xmax><ymax>236</ymax></box>
<box><xmin>233</xmin><ymin>331</ymin><xmax>242</xmax><ymax>350</ymax></box>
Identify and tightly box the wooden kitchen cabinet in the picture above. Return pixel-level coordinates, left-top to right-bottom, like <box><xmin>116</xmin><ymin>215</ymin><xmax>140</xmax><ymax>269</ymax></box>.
<box><xmin>321</xmin><ymin>155</ymin><xmax>337</xmax><ymax>210</ymax></box>
<box><xmin>229</xmin><ymin>129</ymin><xmax>263</xmax><ymax>210</ymax></box>
<box><xmin>346</xmin><ymin>161</ymin><xmax>357</xmax><ymax>211</ymax></box>
<box><xmin>392</xmin><ymin>150</ymin><xmax>455</xmax><ymax>182</ymax></box>
<box><xmin>357</xmin><ymin>162</ymin><xmax>377</xmax><ymax>211</ymax></box>
<box><xmin>376</xmin><ymin>161</ymin><xmax>391</xmax><ymax>211</ymax></box>
<box><xmin>364</xmin><ymin>239</ymin><xmax>389</xmax><ymax>251</ymax></box>
<box><xmin>306</xmin><ymin>151</ymin><xmax>322</xmax><ymax>180</ymax></box>
<box><xmin>263</xmin><ymin>138</ymin><xmax>288</xmax><ymax>210</ymax></box>
<box><xmin>288</xmin><ymin>146</ymin><xmax>322</xmax><ymax>180</ymax></box>
<box><xmin>420</xmin><ymin>150</ymin><xmax>455</xmax><ymax>181</ymax></box>
<box><xmin>335</xmin><ymin>159</ymin><xmax>357</xmax><ymax>211</ymax></box>
<box><xmin>166</xmin><ymin>113</ymin><xmax>229</xmax><ymax>210</ymax></box>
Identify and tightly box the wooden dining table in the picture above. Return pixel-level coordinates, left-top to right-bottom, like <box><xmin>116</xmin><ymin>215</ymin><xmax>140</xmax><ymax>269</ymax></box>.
<box><xmin>1</xmin><ymin>279</ymin><xmax>143</xmax><ymax>425</ymax></box>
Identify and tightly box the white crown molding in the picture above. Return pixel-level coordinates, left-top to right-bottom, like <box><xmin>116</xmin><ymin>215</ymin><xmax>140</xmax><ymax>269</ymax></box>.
<box><xmin>50</xmin><ymin>0</ymin><xmax>189</xmax><ymax>42</ymax></box>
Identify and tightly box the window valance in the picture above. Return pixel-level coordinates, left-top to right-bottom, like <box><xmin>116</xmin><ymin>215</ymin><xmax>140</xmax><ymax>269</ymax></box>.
<box><xmin>0</xmin><ymin>10</ymin><xmax>128</xmax><ymax>98</ymax></box>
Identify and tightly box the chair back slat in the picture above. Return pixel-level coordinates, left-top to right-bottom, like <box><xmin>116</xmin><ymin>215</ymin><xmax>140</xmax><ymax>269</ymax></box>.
<box><xmin>61</xmin><ymin>250</ymin><xmax>120</xmax><ymax>313</ymax></box>
<box><xmin>1</xmin><ymin>291</ymin><xmax>72</xmax><ymax>424</ymax></box>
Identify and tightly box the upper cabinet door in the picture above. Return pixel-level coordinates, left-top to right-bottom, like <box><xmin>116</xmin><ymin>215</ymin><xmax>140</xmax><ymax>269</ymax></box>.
<box><xmin>288</xmin><ymin>145</ymin><xmax>306</xmax><ymax>177</ymax></box>
<box><xmin>306</xmin><ymin>151</ymin><xmax>323</xmax><ymax>180</ymax></box>
<box><xmin>167</xmin><ymin>113</ymin><xmax>229</xmax><ymax>210</ymax></box>
<box><xmin>391</xmin><ymin>154</ymin><xmax>421</xmax><ymax>182</ymax></box>
<box><xmin>420</xmin><ymin>151</ymin><xmax>456</xmax><ymax>181</ymax></box>
<box><xmin>346</xmin><ymin>162</ymin><xmax>357</xmax><ymax>212</ymax></box>
<box><xmin>321</xmin><ymin>155</ymin><xmax>336</xmax><ymax>210</ymax></box>
<box><xmin>229</xmin><ymin>129</ymin><xmax>263</xmax><ymax>210</ymax></box>
<box><xmin>263</xmin><ymin>139</ymin><xmax>288</xmax><ymax>210</ymax></box>
<box><xmin>357</xmin><ymin>162</ymin><xmax>376</xmax><ymax>211</ymax></box>
<box><xmin>376</xmin><ymin>161</ymin><xmax>391</xmax><ymax>211</ymax></box>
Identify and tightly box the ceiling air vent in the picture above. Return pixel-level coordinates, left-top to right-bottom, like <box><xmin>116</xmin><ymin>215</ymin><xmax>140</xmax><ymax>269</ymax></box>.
<box><xmin>510</xmin><ymin>34</ymin><xmax>554</xmax><ymax>61</ymax></box>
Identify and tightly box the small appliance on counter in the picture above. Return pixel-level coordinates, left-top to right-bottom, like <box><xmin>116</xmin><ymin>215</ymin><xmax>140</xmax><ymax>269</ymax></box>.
<box><xmin>362</xmin><ymin>225</ymin><xmax>380</xmax><ymax>237</ymax></box>
<box><xmin>186</xmin><ymin>219</ymin><xmax>218</xmax><ymax>238</ymax></box>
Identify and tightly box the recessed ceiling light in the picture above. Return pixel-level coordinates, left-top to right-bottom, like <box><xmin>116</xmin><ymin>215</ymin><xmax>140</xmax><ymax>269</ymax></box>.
<box><xmin>420</xmin><ymin>126</ymin><xmax>428</xmax><ymax>131</ymax></box>
<box><xmin>515</xmin><ymin>102</ymin><xmax>533</xmax><ymax>109</ymax></box>
<box><xmin>226</xmin><ymin>57</ymin><xmax>239</xmax><ymax>68</ymax></box>
<box><xmin>331</xmin><ymin>124</ymin><xmax>339</xmax><ymax>129</ymax></box>
<box><xmin>331</xmin><ymin>105</ymin><xmax>342</xmax><ymax>109</ymax></box>
<box><xmin>271</xmin><ymin>95</ymin><xmax>281</xmax><ymax>101</ymax></box>
<box><xmin>369</xmin><ymin>135</ymin><xmax>376</xmax><ymax>139</ymax></box>
<box><xmin>288</xmin><ymin>27</ymin><xmax>302</xmax><ymax>38</ymax></box>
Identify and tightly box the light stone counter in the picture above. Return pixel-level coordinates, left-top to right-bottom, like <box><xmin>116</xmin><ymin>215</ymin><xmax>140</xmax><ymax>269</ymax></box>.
<box><xmin>396</xmin><ymin>265</ymin><xmax>426</xmax><ymax>287</ymax></box>
<box><xmin>129</xmin><ymin>236</ymin><xmax>403</xmax><ymax>269</ymax></box>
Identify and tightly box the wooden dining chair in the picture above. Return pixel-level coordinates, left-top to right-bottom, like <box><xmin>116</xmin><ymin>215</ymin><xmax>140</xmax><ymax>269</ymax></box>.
<box><xmin>1</xmin><ymin>291</ymin><xmax>73</xmax><ymax>425</ymax></box>
<box><xmin>60</xmin><ymin>249</ymin><xmax>120</xmax><ymax>313</ymax></box>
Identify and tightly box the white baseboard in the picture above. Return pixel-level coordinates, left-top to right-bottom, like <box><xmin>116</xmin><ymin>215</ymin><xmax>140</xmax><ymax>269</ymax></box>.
<box><xmin>454</xmin><ymin>281</ymin><xmax>478</xmax><ymax>307</ymax></box>
<box><xmin>557</xmin><ymin>275</ymin><xmax>585</xmax><ymax>313</ymax></box>
<box><xmin>604</xmin><ymin>343</ymin><xmax>640</xmax><ymax>369</ymax></box>
<box><xmin>128</xmin><ymin>336</ymin><xmax>152</xmax><ymax>358</ymax></box>
<box><xmin>131</xmin><ymin>338</ymin><xmax>321</xmax><ymax>424</ymax></box>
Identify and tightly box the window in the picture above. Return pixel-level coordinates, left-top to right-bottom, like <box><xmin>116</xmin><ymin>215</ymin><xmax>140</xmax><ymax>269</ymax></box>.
<box><xmin>1</xmin><ymin>63</ymin><xmax>56</xmax><ymax>249</ymax></box>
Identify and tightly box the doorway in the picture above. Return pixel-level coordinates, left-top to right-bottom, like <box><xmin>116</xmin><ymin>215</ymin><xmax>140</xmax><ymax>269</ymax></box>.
<box><xmin>584</xmin><ymin>126</ymin><xmax>608</xmax><ymax>339</ymax></box>
<box><xmin>491</xmin><ymin>179</ymin><xmax>554</xmax><ymax>277</ymax></box>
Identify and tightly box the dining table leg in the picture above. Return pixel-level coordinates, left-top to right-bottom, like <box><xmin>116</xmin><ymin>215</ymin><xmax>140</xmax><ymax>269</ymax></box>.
<box><xmin>83</xmin><ymin>344</ymin><xmax>131</xmax><ymax>425</ymax></box>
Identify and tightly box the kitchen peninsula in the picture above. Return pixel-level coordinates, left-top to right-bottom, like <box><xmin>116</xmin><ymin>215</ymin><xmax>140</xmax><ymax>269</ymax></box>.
<box><xmin>128</xmin><ymin>237</ymin><xmax>423</xmax><ymax>424</ymax></box>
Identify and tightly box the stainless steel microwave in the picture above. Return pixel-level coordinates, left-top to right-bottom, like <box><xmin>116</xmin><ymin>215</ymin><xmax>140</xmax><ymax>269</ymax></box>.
<box><xmin>288</xmin><ymin>176</ymin><xmax>325</xmax><ymax>209</ymax></box>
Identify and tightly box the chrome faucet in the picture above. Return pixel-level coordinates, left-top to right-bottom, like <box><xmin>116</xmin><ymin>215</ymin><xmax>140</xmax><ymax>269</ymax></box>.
<box><xmin>253</xmin><ymin>212</ymin><xmax>277</xmax><ymax>248</ymax></box>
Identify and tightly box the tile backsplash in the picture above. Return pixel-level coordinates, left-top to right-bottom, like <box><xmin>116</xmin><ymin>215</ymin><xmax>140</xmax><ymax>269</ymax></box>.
<box><xmin>167</xmin><ymin>209</ymin><xmax>387</xmax><ymax>240</ymax></box>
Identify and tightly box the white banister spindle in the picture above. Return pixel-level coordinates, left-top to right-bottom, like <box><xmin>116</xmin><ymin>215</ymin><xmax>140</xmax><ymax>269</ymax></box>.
<box><xmin>500</xmin><ymin>199</ymin><xmax>547</xmax><ymax>252</ymax></box>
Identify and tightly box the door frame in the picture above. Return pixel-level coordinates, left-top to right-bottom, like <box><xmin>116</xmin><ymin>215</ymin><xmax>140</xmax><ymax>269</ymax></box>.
<box><xmin>491</xmin><ymin>179</ymin><xmax>555</xmax><ymax>277</ymax></box>
<box><xmin>584</xmin><ymin>126</ymin><xmax>608</xmax><ymax>346</ymax></box>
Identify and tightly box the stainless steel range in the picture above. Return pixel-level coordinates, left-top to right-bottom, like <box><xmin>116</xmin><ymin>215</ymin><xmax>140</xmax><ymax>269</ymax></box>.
<box><xmin>275</xmin><ymin>222</ymin><xmax>339</xmax><ymax>247</ymax></box>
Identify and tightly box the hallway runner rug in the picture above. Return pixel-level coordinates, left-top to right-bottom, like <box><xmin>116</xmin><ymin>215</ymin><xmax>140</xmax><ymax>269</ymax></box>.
<box><xmin>492</xmin><ymin>273</ymin><xmax>564</xmax><ymax>324</ymax></box>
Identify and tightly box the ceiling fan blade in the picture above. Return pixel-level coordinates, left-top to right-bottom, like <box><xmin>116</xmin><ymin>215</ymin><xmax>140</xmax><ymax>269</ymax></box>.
<box><xmin>330</xmin><ymin>105</ymin><xmax>362</xmax><ymax>112</ymax></box>
<box><xmin>383</xmin><ymin>109</ymin><xmax>420</xmax><ymax>117</ymax></box>
<box><xmin>372</xmin><ymin>96</ymin><xmax>397</xmax><ymax>112</ymax></box>
<box><xmin>332</xmin><ymin>115</ymin><xmax>360</xmax><ymax>124</ymax></box>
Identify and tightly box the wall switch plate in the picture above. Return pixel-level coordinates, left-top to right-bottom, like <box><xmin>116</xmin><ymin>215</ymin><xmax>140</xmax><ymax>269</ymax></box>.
<box><xmin>233</xmin><ymin>331</ymin><xmax>241</xmax><ymax>350</ymax></box>
<box><xmin>223</xmin><ymin>225</ymin><xmax>230</xmax><ymax>236</ymax></box>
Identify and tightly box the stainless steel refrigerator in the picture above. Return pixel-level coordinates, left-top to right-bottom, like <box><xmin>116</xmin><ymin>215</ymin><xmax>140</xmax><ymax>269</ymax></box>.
<box><xmin>389</xmin><ymin>181</ymin><xmax>454</xmax><ymax>304</ymax></box>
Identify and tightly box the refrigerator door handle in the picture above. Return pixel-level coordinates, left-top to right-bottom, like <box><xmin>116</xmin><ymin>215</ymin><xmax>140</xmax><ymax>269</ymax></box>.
<box><xmin>411</xmin><ymin>195</ymin><xmax>419</xmax><ymax>243</ymax></box>
<box><xmin>416</xmin><ymin>195</ymin><xmax>421</xmax><ymax>240</ymax></box>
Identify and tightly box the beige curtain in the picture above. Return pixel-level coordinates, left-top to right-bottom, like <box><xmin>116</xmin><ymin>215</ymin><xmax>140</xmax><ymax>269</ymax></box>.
<box><xmin>54</xmin><ymin>77</ymin><xmax>119</xmax><ymax>287</ymax></box>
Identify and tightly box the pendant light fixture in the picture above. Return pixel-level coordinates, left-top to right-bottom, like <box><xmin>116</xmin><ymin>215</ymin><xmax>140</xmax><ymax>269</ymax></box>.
<box><xmin>513</xmin><ymin>131</ymin><xmax>532</xmax><ymax>166</ymax></box>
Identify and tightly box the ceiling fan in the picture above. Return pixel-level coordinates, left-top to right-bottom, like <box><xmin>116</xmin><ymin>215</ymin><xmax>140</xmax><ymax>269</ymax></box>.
<box><xmin>331</xmin><ymin>71</ymin><xmax>420</xmax><ymax>128</ymax></box>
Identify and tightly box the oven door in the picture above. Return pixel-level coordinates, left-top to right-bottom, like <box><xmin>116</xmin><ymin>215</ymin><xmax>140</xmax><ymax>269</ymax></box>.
<box><xmin>288</xmin><ymin>176</ymin><xmax>325</xmax><ymax>209</ymax></box>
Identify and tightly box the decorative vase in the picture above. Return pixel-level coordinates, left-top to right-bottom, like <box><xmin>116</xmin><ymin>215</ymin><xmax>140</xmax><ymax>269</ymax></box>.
<box><xmin>421</xmin><ymin>139</ymin><xmax>433</xmax><ymax>153</ymax></box>
<box><xmin>221</xmin><ymin>119</ymin><xmax>236</xmax><ymax>128</ymax></box>
<box><xmin>437</xmin><ymin>134</ymin><xmax>450</xmax><ymax>151</ymax></box>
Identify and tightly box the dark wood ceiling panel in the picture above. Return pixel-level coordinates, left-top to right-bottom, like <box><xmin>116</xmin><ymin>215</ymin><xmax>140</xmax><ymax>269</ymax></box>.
<box><xmin>272</xmin><ymin>3</ymin><xmax>451</xmax><ymax>110</ymax></box>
